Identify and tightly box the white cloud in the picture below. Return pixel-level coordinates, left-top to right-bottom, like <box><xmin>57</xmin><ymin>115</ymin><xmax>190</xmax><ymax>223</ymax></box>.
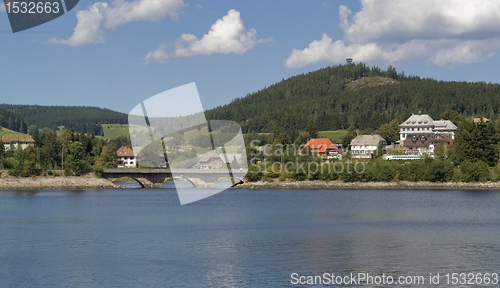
<box><xmin>144</xmin><ymin>44</ymin><xmax>169</xmax><ymax>64</ymax></box>
<box><xmin>51</xmin><ymin>2</ymin><xmax>108</xmax><ymax>46</ymax></box>
<box><xmin>51</xmin><ymin>0</ymin><xmax>185</xmax><ymax>46</ymax></box>
<box><xmin>285</xmin><ymin>0</ymin><xmax>500</xmax><ymax>68</ymax></box>
<box><xmin>173</xmin><ymin>9</ymin><xmax>271</xmax><ymax>57</ymax></box>
<box><xmin>144</xmin><ymin>9</ymin><xmax>271</xmax><ymax>64</ymax></box>
<box><xmin>195</xmin><ymin>4</ymin><xmax>202</xmax><ymax>9</ymax></box>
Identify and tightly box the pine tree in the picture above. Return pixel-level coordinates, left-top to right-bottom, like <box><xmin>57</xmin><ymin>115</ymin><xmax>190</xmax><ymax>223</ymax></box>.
<box><xmin>306</xmin><ymin>119</ymin><xmax>319</xmax><ymax>139</ymax></box>
<box><xmin>453</xmin><ymin>118</ymin><xmax>498</xmax><ymax>166</ymax></box>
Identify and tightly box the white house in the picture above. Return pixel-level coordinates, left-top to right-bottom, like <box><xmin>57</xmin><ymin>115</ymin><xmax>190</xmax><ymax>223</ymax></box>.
<box><xmin>198</xmin><ymin>150</ymin><xmax>223</xmax><ymax>169</ymax></box>
<box><xmin>117</xmin><ymin>146</ymin><xmax>137</xmax><ymax>168</ymax></box>
<box><xmin>350</xmin><ymin>135</ymin><xmax>387</xmax><ymax>159</ymax></box>
<box><xmin>2</xmin><ymin>133</ymin><xmax>35</xmax><ymax>151</ymax></box>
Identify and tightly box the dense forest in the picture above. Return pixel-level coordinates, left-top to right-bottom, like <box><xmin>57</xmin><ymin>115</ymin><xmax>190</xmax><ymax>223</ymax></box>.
<box><xmin>0</xmin><ymin>104</ymin><xmax>128</xmax><ymax>135</ymax></box>
<box><xmin>0</xmin><ymin>127</ymin><xmax>125</xmax><ymax>177</ymax></box>
<box><xmin>0</xmin><ymin>107</ymin><xmax>26</xmax><ymax>133</ymax></box>
<box><xmin>206</xmin><ymin>63</ymin><xmax>500</xmax><ymax>134</ymax></box>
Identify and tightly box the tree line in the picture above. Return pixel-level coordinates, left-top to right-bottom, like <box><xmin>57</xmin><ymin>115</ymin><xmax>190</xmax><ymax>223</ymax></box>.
<box><xmin>0</xmin><ymin>128</ymin><xmax>129</xmax><ymax>177</ymax></box>
<box><xmin>0</xmin><ymin>107</ymin><xmax>27</xmax><ymax>133</ymax></box>
<box><xmin>206</xmin><ymin>63</ymin><xmax>500</xmax><ymax>136</ymax></box>
<box><xmin>0</xmin><ymin>104</ymin><xmax>128</xmax><ymax>135</ymax></box>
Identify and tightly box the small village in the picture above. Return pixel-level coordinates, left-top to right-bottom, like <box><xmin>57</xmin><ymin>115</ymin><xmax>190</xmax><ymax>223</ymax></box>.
<box><xmin>254</xmin><ymin>113</ymin><xmax>461</xmax><ymax>163</ymax></box>
<box><xmin>0</xmin><ymin>113</ymin><xmax>487</xmax><ymax>171</ymax></box>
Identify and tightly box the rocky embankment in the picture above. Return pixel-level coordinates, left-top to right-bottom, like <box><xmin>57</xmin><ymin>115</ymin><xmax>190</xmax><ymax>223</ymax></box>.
<box><xmin>236</xmin><ymin>179</ymin><xmax>500</xmax><ymax>190</ymax></box>
<box><xmin>0</xmin><ymin>171</ymin><xmax>115</xmax><ymax>190</ymax></box>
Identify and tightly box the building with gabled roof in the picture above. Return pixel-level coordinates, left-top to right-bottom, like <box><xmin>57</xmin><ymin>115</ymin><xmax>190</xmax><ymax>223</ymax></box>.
<box><xmin>399</xmin><ymin>113</ymin><xmax>457</xmax><ymax>155</ymax></box>
<box><xmin>350</xmin><ymin>135</ymin><xmax>387</xmax><ymax>159</ymax></box>
<box><xmin>303</xmin><ymin>138</ymin><xmax>341</xmax><ymax>159</ymax></box>
<box><xmin>303</xmin><ymin>138</ymin><xmax>335</xmax><ymax>154</ymax></box>
<box><xmin>117</xmin><ymin>146</ymin><xmax>137</xmax><ymax>168</ymax></box>
<box><xmin>399</xmin><ymin>113</ymin><xmax>457</xmax><ymax>142</ymax></box>
<box><xmin>2</xmin><ymin>133</ymin><xmax>34</xmax><ymax>151</ymax></box>
<box><xmin>198</xmin><ymin>150</ymin><xmax>223</xmax><ymax>169</ymax></box>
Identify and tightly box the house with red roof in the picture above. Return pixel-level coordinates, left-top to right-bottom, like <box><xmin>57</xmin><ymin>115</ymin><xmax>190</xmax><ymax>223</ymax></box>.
<box><xmin>303</xmin><ymin>138</ymin><xmax>342</xmax><ymax>159</ymax></box>
<box><xmin>117</xmin><ymin>146</ymin><xmax>137</xmax><ymax>168</ymax></box>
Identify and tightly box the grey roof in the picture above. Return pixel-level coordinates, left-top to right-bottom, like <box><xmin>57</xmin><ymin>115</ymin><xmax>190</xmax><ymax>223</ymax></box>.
<box><xmin>350</xmin><ymin>135</ymin><xmax>387</xmax><ymax>146</ymax></box>
<box><xmin>433</xmin><ymin>120</ymin><xmax>457</xmax><ymax>130</ymax></box>
<box><xmin>198</xmin><ymin>150</ymin><xmax>221</xmax><ymax>162</ymax></box>
<box><xmin>400</xmin><ymin>114</ymin><xmax>434</xmax><ymax>127</ymax></box>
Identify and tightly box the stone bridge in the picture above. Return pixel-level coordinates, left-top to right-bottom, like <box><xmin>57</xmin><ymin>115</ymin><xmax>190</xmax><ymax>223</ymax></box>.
<box><xmin>102</xmin><ymin>169</ymin><xmax>245</xmax><ymax>188</ymax></box>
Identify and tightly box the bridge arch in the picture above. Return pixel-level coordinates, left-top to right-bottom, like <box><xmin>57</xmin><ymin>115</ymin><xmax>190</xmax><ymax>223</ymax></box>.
<box><xmin>101</xmin><ymin>169</ymin><xmax>246</xmax><ymax>189</ymax></box>
<box><xmin>113</xmin><ymin>177</ymin><xmax>146</xmax><ymax>188</ymax></box>
<box><xmin>104</xmin><ymin>177</ymin><xmax>147</xmax><ymax>188</ymax></box>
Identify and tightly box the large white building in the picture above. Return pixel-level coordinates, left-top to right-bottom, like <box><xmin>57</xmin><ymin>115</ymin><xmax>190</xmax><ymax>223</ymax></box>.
<box><xmin>399</xmin><ymin>114</ymin><xmax>457</xmax><ymax>142</ymax></box>
<box><xmin>399</xmin><ymin>114</ymin><xmax>457</xmax><ymax>154</ymax></box>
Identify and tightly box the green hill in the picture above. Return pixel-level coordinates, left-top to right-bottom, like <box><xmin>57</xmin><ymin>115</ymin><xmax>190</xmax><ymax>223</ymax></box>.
<box><xmin>0</xmin><ymin>104</ymin><xmax>128</xmax><ymax>135</ymax></box>
<box><xmin>0</xmin><ymin>107</ymin><xmax>26</xmax><ymax>133</ymax></box>
<box><xmin>206</xmin><ymin>63</ymin><xmax>500</xmax><ymax>134</ymax></box>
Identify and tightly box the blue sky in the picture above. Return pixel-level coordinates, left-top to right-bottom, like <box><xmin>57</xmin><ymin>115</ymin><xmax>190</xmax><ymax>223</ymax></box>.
<box><xmin>2</xmin><ymin>0</ymin><xmax>500</xmax><ymax>114</ymax></box>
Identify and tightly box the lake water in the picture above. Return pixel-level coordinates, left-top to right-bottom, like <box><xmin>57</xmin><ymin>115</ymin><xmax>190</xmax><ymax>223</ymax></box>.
<box><xmin>1</xmin><ymin>188</ymin><xmax>500</xmax><ymax>287</ymax></box>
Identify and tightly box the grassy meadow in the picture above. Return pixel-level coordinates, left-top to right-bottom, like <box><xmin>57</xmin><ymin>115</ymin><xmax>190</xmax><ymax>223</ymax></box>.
<box><xmin>103</xmin><ymin>124</ymin><xmax>130</xmax><ymax>139</ymax></box>
<box><xmin>318</xmin><ymin>130</ymin><xmax>348</xmax><ymax>142</ymax></box>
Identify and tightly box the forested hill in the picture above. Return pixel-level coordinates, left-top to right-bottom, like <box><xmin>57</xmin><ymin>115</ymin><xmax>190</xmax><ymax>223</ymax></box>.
<box><xmin>0</xmin><ymin>104</ymin><xmax>127</xmax><ymax>135</ymax></box>
<box><xmin>205</xmin><ymin>63</ymin><xmax>500</xmax><ymax>134</ymax></box>
<box><xmin>0</xmin><ymin>107</ymin><xmax>27</xmax><ymax>133</ymax></box>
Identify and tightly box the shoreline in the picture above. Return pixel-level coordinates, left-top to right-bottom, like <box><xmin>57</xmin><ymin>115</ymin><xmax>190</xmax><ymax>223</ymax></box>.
<box><xmin>0</xmin><ymin>171</ymin><xmax>115</xmax><ymax>190</ymax></box>
<box><xmin>235</xmin><ymin>179</ymin><xmax>500</xmax><ymax>190</ymax></box>
<box><xmin>1</xmin><ymin>172</ymin><xmax>500</xmax><ymax>191</ymax></box>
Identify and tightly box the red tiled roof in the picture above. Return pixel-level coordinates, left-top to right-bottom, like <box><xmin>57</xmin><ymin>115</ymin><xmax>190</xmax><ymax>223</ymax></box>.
<box><xmin>117</xmin><ymin>146</ymin><xmax>136</xmax><ymax>157</ymax></box>
<box><xmin>303</xmin><ymin>138</ymin><xmax>335</xmax><ymax>154</ymax></box>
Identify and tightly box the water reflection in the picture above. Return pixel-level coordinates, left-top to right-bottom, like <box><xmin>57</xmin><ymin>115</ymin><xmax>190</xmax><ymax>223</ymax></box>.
<box><xmin>0</xmin><ymin>189</ymin><xmax>499</xmax><ymax>287</ymax></box>
<box><xmin>112</xmin><ymin>180</ymin><xmax>196</xmax><ymax>189</ymax></box>
<box><xmin>113</xmin><ymin>181</ymin><xmax>142</xmax><ymax>189</ymax></box>
<box><xmin>161</xmin><ymin>180</ymin><xmax>194</xmax><ymax>189</ymax></box>
<box><xmin>112</xmin><ymin>180</ymin><xmax>230</xmax><ymax>189</ymax></box>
